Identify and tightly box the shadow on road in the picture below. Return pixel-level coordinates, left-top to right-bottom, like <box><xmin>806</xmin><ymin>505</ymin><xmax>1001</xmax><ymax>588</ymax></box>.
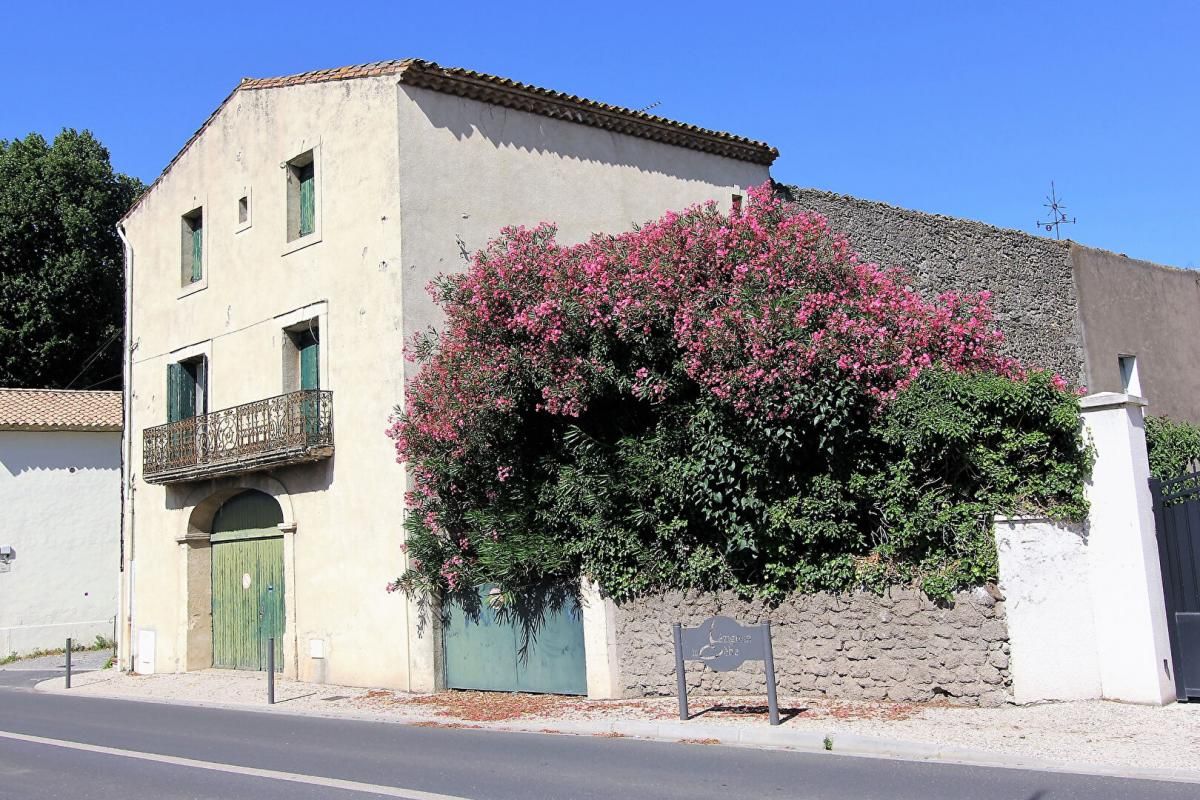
<box><xmin>687</xmin><ymin>703</ymin><xmax>805</xmax><ymax>724</ymax></box>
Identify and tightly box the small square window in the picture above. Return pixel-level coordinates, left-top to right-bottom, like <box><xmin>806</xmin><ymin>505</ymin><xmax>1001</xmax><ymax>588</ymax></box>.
<box><xmin>234</xmin><ymin>188</ymin><xmax>253</xmax><ymax>234</ymax></box>
<box><xmin>1118</xmin><ymin>354</ymin><xmax>1141</xmax><ymax>396</ymax></box>
<box><xmin>181</xmin><ymin>207</ymin><xmax>203</xmax><ymax>286</ymax></box>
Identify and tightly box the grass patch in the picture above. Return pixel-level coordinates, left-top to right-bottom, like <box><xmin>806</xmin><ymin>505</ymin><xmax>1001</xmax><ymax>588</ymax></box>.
<box><xmin>0</xmin><ymin>635</ymin><xmax>116</xmax><ymax>665</ymax></box>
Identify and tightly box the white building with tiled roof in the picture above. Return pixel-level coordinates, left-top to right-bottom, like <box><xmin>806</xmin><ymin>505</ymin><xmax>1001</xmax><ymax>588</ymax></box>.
<box><xmin>118</xmin><ymin>58</ymin><xmax>773</xmax><ymax>692</ymax></box>
<box><xmin>0</xmin><ymin>389</ymin><xmax>121</xmax><ymax>655</ymax></box>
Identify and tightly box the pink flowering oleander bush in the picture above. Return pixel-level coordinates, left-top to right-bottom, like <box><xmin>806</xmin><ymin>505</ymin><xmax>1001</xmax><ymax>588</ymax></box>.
<box><xmin>387</xmin><ymin>184</ymin><xmax>1089</xmax><ymax>604</ymax></box>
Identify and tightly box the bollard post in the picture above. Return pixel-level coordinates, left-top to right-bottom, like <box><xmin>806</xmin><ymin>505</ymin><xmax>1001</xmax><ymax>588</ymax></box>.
<box><xmin>762</xmin><ymin>621</ymin><xmax>779</xmax><ymax>726</ymax></box>
<box><xmin>65</xmin><ymin>638</ymin><xmax>72</xmax><ymax>689</ymax></box>
<box><xmin>672</xmin><ymin>623</ymin><xmax>688</xmax><ymax>721</ymax></box>
<box><xmin>267</xmin><ymin>637</ymin><xmax>275</xmax><ymax>705</ymax></box>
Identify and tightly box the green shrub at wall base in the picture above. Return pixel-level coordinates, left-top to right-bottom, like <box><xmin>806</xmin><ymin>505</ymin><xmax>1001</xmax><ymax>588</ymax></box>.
<box><xmin>1145</xmin><ymin>415</ymin><xmax>1200</xmax><ymax>480</ymax></box>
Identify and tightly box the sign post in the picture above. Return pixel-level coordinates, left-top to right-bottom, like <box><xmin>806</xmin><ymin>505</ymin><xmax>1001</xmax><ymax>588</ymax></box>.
<box><xmin>672</xmin><ymin>616</ymin><xmax>780</xmax><ymax>725</ymax></box>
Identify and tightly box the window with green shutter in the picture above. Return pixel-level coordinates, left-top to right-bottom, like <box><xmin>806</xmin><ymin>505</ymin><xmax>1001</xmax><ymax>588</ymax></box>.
<box><xmin>298</xmin><ymin>163</ymin><xmax>315</xmax><ymax>237</ymax></box>
<box><xmin>287</xmin><ymin>325</ymin><xmax>321</xmax><ymax>440</ymax></box>
<box><xmin>181</xmin><ymin>207</ymin><xmax>203</xmax><ymax>285</ymax></box>
<box><xmin>191</xmin><ymin>222</ymin><xmax>203</xmax><ymax>281</ymax></box>
<box><xmin>286</xmin><ymin>151</ymin><xmax>316</xmax><ymax>243</ymax></box>
<box><xmin>167</xmin><ymin>356</ymin><xmax>207</xmax><ymax>422</ymax></box>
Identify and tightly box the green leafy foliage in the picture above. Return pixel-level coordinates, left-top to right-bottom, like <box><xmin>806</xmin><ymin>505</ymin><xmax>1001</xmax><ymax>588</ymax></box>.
<box><xmin>395</xmin><ymin>368</ymin><xmax>1088</xmax><ymax>604</ymax></box>
<box><xmin>1145</xmin><ymin>415</ymin><xmax>1200</xmax><ymax>480</ymax></box>
<box><xmin>0</xmin><ymin>130</ymin><xmax>143</xmax><ymax>389</ymax></box>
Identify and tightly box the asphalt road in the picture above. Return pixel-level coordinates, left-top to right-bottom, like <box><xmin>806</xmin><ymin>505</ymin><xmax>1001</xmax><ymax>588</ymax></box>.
<box><xmin>0</xmin><ymin>682</ymin><xmax>1195</xmax><ymax>800</ymax></box>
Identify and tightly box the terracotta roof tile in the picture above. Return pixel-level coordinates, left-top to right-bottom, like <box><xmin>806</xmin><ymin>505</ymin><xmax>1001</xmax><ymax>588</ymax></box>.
<box><xmin>0</xmin><ymin>389</ymin><xmax>123</xmax><ymax>432</ymax></box>
<box><xmin>123</xmin><ymin>59</ymin><xmax>776</xmax><ymax>221</ymax></box>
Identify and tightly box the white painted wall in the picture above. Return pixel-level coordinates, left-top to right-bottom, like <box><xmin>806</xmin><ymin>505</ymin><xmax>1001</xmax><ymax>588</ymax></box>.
<box><xmin>995</xmin><ymin>517</ymin><xmax>1102</xmax><ymax>703</ymax></box>
<box><xmin>0</xmin><ymin>430</ymin><xmax>120</xmax><ymax>654</ymax></box>
<box><xmin>997</xmin><ymin>393</ymin><xmax>1176</xmax><ymax>705</ymax></box>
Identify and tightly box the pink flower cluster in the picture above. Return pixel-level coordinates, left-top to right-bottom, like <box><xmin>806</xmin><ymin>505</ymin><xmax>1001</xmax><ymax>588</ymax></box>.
<box><xmin>388</xmin><ymin>183</ymin><xmax>1035</xmax><ymax>475</ymax></box>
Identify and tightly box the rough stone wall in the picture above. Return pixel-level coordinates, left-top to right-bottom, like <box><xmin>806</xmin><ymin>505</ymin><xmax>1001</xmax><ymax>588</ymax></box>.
<box><xmin>781</xmin><ymin>186</ymin><xmax>1086</xmax><ymax>384</ymax></box>
<box><xmin>615</xmin><ymin>587</ymin><xmax>1011</xmax><ymax>706</ymax></box>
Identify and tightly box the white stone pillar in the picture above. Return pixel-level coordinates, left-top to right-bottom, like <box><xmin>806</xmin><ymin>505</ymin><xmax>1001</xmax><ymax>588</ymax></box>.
<box><xmin>1080</xmin><ymin>392</ymin><xmax>1175</xmax><ymax>705</ymax></box>
<box><xmin>581</xmin><ymin>579</ymin><xmax>621</xmax><ymax>699</ymax></box>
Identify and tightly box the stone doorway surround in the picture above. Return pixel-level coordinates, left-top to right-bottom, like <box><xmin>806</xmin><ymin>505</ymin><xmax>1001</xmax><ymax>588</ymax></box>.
<box><xmin>176</xmin><ymin>475</ymin><xmax>298</xmax><ymax>678</ymax></box>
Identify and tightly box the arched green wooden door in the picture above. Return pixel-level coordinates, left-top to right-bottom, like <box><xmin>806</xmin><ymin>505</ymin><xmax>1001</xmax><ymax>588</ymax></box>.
<box><xmin>211</xmin><ymin>491</ymin><xmax>285</xmax><ymax>671</ymax></box>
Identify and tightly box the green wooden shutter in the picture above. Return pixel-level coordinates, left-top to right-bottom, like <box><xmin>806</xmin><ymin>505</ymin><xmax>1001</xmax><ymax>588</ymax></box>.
<box><xmin>298</xmin><ymin>164</ymin><xmax>315</xmax><ymax>237</ymax></box>
<box><xmin>167</xmin><ymin>363</ymin><xmax>183</xmax><ymax>422</ymax></box>
<box><xmin>179</xmin><ymin>366</ymin><xmax>196</xmax><ymax>420</ymax></box>
<box><xmin>299</xmin><ymin>335</ymin><xmax>319</xmax><ymax>390</ymax></box>
<box><xmin>169</xmin><ymin>360</ymin><xmax>198</xmax><ymax>421</ymax></box>
<box><xmin>191</xmin><ymin>220</ymin><xmax>203</xmax><ymax>282</ymax></box>
<box><xmin>298</xmin><ymin>333</ymin><xmax>320</xmax><ymax>441</ymax></box>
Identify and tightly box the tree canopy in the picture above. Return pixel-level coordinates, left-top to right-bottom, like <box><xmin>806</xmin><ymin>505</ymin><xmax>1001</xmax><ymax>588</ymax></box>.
<box><xmin>0</xmin><ymin>129</ymin><xmax>143</xmax><ymax>389</ymax></box>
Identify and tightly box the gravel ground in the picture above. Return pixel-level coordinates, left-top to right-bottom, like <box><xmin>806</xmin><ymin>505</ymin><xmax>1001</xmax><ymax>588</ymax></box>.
<box><xmin>1</xmin><ymin>647</ymin><xmax>114</xmax><ymax>672</ymax></box>
<box><xmin>42</xmin><ymin>669</ymin><xmax>1200</xmax><ymax>776</ymax></box>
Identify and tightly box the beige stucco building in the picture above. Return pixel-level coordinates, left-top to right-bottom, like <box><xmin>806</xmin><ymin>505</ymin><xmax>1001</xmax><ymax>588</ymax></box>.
<box><xmin>118</xmin><ymin>59</ymin><xmax>775</xmax><ymax>691</ymax></box>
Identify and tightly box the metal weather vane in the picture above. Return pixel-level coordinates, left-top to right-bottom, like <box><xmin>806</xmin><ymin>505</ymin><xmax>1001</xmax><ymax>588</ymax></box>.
<box><xmin>1037</xmin><ymin>181</ymin><xmax>1077</xmax><ymax>240</ymax></box>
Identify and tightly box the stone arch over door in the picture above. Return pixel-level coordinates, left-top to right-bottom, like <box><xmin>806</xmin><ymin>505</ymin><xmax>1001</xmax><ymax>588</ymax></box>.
<box><xmin>182</xmin><ymin>475</ymin><xmax>295</xmax><ymax>540</ymax></box>
<box><xmin>178</xmin><ymin>475</ymin><xmax>297</xmax><ymax>674</ymax></box>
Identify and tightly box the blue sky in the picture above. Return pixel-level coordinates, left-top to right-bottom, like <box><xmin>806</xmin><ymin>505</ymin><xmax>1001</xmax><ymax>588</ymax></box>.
<box><xmin>4</xmin><ymin>1</ymin><xmax>1196</xmax><ymax>266</ymax></box>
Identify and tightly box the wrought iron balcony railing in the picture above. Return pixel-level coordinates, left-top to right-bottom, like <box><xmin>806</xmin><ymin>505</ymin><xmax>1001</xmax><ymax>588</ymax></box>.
<box><xmin>143</xmin><ymin>389</ymin><xmax>333</xmax><ymax>484</ymax></box>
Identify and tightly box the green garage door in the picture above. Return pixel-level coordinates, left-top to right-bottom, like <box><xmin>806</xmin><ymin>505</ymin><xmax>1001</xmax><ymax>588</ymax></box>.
<box><xmin>211</xmin><ymin>491</ymin><xmax>285</xmax><ymax>671</ymax></box>
<box><xmin>443</xmin><ymin>584</ymin><xmax>587</xmax><ymax>695</ymax></box>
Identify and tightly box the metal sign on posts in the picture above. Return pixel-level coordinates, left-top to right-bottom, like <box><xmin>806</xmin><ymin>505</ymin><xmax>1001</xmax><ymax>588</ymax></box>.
<box><xmin>672</xmin><ymin>616</ymin><xmax>780</xmax><ymax>725</ymax></box>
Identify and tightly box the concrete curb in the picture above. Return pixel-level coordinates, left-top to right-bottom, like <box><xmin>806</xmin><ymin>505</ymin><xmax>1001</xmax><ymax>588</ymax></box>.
<box><xmin>33</xmin><ymin>678</ymin><xmax>1200</xmax><ymax>786</ymax></box>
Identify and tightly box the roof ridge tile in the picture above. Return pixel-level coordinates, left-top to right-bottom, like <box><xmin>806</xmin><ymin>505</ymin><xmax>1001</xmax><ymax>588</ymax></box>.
<box><xmin>122</xmin><ymin>59</ymin><xmax>775</xmax><ymax>221</ymax></box>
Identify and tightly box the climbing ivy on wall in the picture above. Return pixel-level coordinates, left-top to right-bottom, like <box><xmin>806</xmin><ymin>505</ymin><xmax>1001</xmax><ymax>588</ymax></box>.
<box><xmin>387</xmin><ymin>185</ymin><xmax>1090</xmax><ymax>604</ymax></box>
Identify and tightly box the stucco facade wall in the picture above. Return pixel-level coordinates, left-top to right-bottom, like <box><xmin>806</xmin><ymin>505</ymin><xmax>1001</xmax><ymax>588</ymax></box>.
<box><xmin>122</xmin><ymin>73</ymin><xmax>772</xmax><ymax>692</ymax></box>
<box><xmin>782</xmin><ymin>187</ymin><xmax>1086</xmax><ymax>383</ymax></box>
<box><xmin>122</xmin><ymin>75</ymin><xmax>414</xmax><ymax>688</ymax></box>
<box><xmin>1072</xmin><ymin>245</ymin><xmax>1200</xmax><ymax>422</ymax></box>
<box><xmin>614</xmin><ymin>588</ymin><xmax>1011</xmax><ymax>706</ymax></box>
<box><xmin>395</xmin><ymin>84</ymin><xmax>771</xmax><ymax>381</ymax></box>
<box><xmin>0</xmin><ymin>431</ymin><xmax>120</xmax><ymax>654</ymax></box>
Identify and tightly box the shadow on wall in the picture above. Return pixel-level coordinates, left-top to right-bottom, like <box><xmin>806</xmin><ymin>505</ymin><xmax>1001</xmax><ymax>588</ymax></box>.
<box><xmin>162</xmin><ymin>455</ymin><xmax>334</xmax><ymax>516</ymax></box>
<box><xmin>0</xmin><ymin>432</ymin><xmax>121</xmax><ymax>477</ymax></box>
<box><xmin>404</xmin><ymin>86</ymin><xmax>763</xmax><ymax>188</ymax></box>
